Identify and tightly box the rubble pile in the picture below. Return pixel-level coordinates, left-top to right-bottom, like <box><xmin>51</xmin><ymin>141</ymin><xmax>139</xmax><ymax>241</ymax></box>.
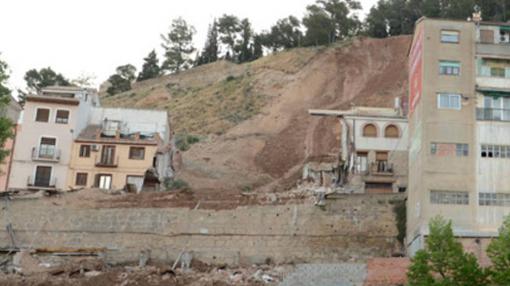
<box><xmin>0</xmin><ymin>252</ymin><xmax>291</xmax><ymax>286</ymax></box>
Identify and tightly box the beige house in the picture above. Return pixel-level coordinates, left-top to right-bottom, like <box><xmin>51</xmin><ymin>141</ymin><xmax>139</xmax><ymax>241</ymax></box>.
<box><xmin>407</xmin><ymin>16</ymin><xmax>510</xmax><ymax>260</ymax></box>
<box><xmin>8</xmin><ymin>87</ymin><xmax>98</xmax><ymax>191</ymax></box>
<box><xmin>67</xmin><ymin>124</ymin><xmax>162</xmax><ymax>192</ymax></box>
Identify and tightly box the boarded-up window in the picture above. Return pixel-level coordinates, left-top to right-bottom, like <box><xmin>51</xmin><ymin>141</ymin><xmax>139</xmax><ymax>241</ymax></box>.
<box><xmin>384</xmin><ymin>125</ymin><xmax>399</xmax><ymax>138</ymax></box>
<box><xmin>363</xmin><ymin>124</ymin><xmax>377</xmax><ymax>137</ymax></box>
<box><xmin>480</xmin><ymin>29</ymin><xmax>494</xmax><ymax>44</ymax></box>
<box><xmin>35</xmin><ymin>108</ymin><xmax>50</xmax><ymax>122</ymax></box>
<box><xmin>75</xmin><ymin>173</ymin><xmax>88</xmax><ymax>186</ymax></box>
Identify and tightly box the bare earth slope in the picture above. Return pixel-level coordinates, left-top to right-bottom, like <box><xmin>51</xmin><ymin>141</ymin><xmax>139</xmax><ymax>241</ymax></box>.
<box><xmin>101</xmin><ymin>36</ymin><xmax>412</xmax><ymax>192</ymax></box>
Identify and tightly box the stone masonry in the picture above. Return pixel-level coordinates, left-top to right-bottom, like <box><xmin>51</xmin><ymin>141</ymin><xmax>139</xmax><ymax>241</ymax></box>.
<box><xmin>0</xmin><ymin>194</ymin><xmax>404</xmax><ymax>265</ymax></box>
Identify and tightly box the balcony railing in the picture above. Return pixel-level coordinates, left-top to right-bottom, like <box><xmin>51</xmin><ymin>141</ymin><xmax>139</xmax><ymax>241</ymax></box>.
<box><xmin>477</xmin><ymin>108</ymin><xmax>510</xmax><ymax>122</ymax></box>
<box><xmin>95</xmin><ymin>155</ymin><xmax>119</xmax><ymax>167</ymax></box>
<box><xmin>370</xmin><ymin>161</ymin><xmax>394</xmax><ymax>175</ymax></box>
<box><xmin>27</xmin><ymin>176</ymin><xmax>57</xmax><ymax>189</ymax></box>
<box><xmin>31</xmin><ymin>147</ymin><xmax>61</xmax><ymax>162</ymax></box>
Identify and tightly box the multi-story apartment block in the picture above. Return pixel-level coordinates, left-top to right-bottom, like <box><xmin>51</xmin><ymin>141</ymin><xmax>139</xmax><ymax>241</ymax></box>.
<box><xmin>0</xmin><ymin>95</ymin><xmax>22</xmax><ymax>191</ymax></box>
<box><xmin>8</xmin><ymin>87</ymin><xmax>171</xmax><ymax>193</ymax></box>
<box><xmin>407</xmin><ymin>17</ymin><xmax>510</xmax><ymax>260</ymax></box>
<box><xmin>9</xmin><ymin>86</ymin><xmax>98</xmax><ymax>191</ymax></box>
<box><xmin>308</xmin><ymin>105</ymin><xmax>408</xmax><ymax>193</ymax></box>
<box><xmin>67</xmin><ymin>108</ymin><xmax>171</xmax><ymax>192</ymax></box>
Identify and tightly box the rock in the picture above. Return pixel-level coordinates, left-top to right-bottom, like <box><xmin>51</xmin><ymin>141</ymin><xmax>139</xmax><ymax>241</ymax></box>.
<box><xmin>84</xmin><ymin>270</ymin><xmax>102</xmax><ymax>277</ymax></box>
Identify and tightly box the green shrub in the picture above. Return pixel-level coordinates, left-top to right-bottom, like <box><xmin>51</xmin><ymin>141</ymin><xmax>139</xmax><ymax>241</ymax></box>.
<box><xmin>164</xmin><ymin>178</ymin><xmax>190</xmax><ymax>191</ymax></box>
<box><xmin>175</xmin><ymin>133</ymin><xmax>200</xmax><ymax>151</ymax></box>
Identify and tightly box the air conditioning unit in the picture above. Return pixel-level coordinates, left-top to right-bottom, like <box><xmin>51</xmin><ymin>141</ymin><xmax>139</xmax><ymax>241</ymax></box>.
<box><xmin>91</xmin><ymin>144</ymin><xmax>100</xmax><ymax>152</ymax></box>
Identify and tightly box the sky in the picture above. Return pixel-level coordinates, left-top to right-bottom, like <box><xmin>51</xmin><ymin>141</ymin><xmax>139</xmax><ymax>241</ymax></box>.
<box><xmin>0</xmin><ymin>0</ymin><xmax>378</xmax><ymax>93</ymax></box>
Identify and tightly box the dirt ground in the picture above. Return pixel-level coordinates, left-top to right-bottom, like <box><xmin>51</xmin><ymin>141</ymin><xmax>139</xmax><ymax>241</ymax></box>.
<box><xmin>102</xmin><ymin>36</ymin><xmax>411</xmax><ymax>193</ymax></box>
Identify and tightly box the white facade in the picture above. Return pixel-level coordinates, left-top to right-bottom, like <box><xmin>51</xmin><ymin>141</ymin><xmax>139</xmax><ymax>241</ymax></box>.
<box><xmin>9</xmin><ymin>87</ymin><xmax>97</xmax><ymax>191</ymax></box>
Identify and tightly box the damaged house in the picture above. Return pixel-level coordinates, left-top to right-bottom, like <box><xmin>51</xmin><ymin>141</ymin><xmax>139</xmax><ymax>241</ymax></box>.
<box><xmin>7</xmin><ymin>86</ymin><xmax>171</xmax><ymax>193</ymax></box>
<box><xmin>307</xmin><ymin>103</ymin><xmax>408</xmax><ymax>194</ymax></box>
<box><xmin>67</xmin><ymin>108</ymin><xmax>171</xmax><ymax>192</ymax></box>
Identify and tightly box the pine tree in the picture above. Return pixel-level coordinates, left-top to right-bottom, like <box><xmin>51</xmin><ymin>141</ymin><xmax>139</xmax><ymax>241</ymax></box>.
<box><xmin>217</xmin><ymin>14</ymin><xmax>241</xmax><ymax>60</ymax></box>
<box><xmin>0</xmin><ymin>56</ymin><xmax>14</xmax><ymax>164</ymax></box>
<box><xmin>161</xmin><ymin>17</ymin><xmax>196</xmax><ymax>73</ymax></box>
<box><xmin>197</xmin><ymin>21</ymin><xmax>219</xmax><ymax>66</ymax></box>
<box><xmin>236</xmin><ymin>18</ymin><xmax>254</xmax><ymax>63</ymax></box>
<box><xmin>23</xmin><ymin>67</ymin><xmax>71</xmax><ymax>93</ymax></box>
<box><xmin>106</xmin><ymin>64</ymin><xmax>137</xmax><ymax>96</ymax></box>
<box><xmin>137</xmin><ymin>50</ymin><xmax>161</xmax><ymax>81</ymax></box>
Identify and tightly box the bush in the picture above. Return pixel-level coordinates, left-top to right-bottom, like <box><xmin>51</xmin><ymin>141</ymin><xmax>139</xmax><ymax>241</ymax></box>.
<box><xmin>164</xmin><ymin>178</ymin><xmax>190</xmax><ymax>191</ymax></box>
<box><xmin>175</xmin><ymin>133</ymin><xmax>200</xmax><ymax>151</ymax></box>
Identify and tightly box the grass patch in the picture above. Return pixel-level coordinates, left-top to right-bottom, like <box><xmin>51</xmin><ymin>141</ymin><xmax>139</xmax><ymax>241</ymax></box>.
<box><xmin>175</xmin><ymin>133</ymin><xmax>201</xmax><ymax>151</ymax></box>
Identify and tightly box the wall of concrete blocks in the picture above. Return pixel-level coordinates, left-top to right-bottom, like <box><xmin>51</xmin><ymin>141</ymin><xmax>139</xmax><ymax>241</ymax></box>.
<box><xmin>0</xmin><ymin>194</ymin><xmax>404</xmax><ymax>265</ymax></box>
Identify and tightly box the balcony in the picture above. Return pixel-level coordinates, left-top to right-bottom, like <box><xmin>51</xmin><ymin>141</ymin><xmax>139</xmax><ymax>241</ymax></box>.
<box><xmin>95</xmin><ymin>155</ymin><xmax>119</xmax><ymax>168</ymax></box>
<box><xmin>477</xmin><ymin>43</ymin><xmax>510</xmax><ymax>58</ymax></box>
<box><xmin>27</xmin><ymin>176</ymin><xmax>57</xmax><ymax>190</ymax></box>
<box><xmin>369</xmin><ymin>161</ymin><xmax>394</xmax><ymax>176</ymax></box>
<box><xmin>477</xmin><ymin>76</ymin><xmax>510</xmax><ymax>90</ymax></box>
<box><xmin>477</xmin><ymin>108</ymin><xmax>510</xmax><ymax>122</ymax></box>
<box><xmin>31</xmin><ymin>147</ymin><xmax>61</xmax><ymax>162</ymax></box>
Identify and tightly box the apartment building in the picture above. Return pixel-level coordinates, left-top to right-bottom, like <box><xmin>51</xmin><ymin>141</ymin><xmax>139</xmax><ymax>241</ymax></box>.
<box><xmin>8</xmin><ymin>86</ymin><xmax>98</xmax><ymax>191</ymax></box>
<box><xmin>308</xmin><ymin>105</ymin><xmax>408</xmax><ymax>193</ymax></box>
<box><xmin>0</xmin><ymin>95</ymin><xmax>22</xmax><ymax>191</ymax></box>
<box><xmin>67</xmin><ymin>108</ymin><xmax>171</xmax><ymax>192</ymax></box>
<box><xmin>407</xmin><ymin>17</ymin><xmax>510</xmax><ymax>259</ymax></box>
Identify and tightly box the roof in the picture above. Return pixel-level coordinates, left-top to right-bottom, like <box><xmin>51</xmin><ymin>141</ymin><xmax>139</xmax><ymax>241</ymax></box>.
<box><xmin>309</xmin><ymin>107</ymin><xmax>405</xmax><ymax>119</ymax></box>
<box><xmin>25</xmin><ymin>95</ymin><xmax>80</xmax><ymax>105</ymax></box>
<box><xmin>75</xmin><ymin>125</ymin><xmax>159</xmax><ymax>145</ymax></box>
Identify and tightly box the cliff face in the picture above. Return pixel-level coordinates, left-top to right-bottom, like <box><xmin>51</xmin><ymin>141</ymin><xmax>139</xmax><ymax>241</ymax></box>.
<box><xmin>101</xmin><ymin>36</ymin><xmax>412</xmax><ymax>192</ymax></box>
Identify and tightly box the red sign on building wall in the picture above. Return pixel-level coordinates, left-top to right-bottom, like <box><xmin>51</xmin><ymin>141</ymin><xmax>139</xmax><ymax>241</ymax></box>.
<box><xmin>409</xmin><ymin>26</ymin><xmax>423</xmax><ymax>116</ymax></box>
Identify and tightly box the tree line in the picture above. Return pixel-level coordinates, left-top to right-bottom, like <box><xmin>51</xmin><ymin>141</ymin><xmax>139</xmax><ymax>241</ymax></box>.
<box><xmin>17</xmin><ymin>0</ymin><xmax>510</xmax><ymax>96</ymax></box>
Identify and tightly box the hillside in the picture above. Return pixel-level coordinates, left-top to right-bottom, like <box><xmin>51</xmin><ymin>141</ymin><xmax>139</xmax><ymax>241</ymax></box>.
<box><xmin>100</xmin><ymin>36</ymin><xmax>412</xmax><ymax>193</ymax></box>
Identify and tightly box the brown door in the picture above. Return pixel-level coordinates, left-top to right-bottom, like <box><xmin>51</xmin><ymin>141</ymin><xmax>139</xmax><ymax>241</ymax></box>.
<box><xmin>101</xmin><ymin>145</ymin><xmax>116</xmax><ymax>165</ymax></box>
<box><xmin>35</xmin><ymin>166</ymin><xmax>52</xmax><ymax>187</ymax></box>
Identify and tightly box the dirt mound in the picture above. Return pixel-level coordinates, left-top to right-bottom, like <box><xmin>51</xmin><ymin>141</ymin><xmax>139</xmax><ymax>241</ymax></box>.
<box><xmin>101</xmin><ymin>36</ymin><xmax>411</xmax><ymax>192</ymax></box>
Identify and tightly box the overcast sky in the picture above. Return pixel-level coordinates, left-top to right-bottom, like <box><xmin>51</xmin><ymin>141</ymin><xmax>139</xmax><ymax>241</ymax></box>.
<box><xmin>0</xmin><ymin>0</ymin><xmax>378</xmax><ymax>92</ymax></box>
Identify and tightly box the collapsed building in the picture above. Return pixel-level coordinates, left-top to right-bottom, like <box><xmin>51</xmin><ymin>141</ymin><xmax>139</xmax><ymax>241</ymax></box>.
<box><xmin>306</xmin><ymin>103</ymin><xmax>408</xmax><ymax>194</ymax></box>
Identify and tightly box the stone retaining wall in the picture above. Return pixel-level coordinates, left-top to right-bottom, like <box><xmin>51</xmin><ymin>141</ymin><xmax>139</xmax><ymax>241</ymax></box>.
<box><xmin>0</xmin><ymin>193</ymin><xmax>404</xmax><ymax>265</ymax></box>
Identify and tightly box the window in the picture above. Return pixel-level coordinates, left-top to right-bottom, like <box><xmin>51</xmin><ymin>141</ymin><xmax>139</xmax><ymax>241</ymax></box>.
<box><xmin>384</xmin><ymin>125</ymin><xmax>399</xmax><ymax>138</ymax></box>
<box><xmin>129</xmin><ymin>147</ymin><xmax>145</xmax><ymax>160</ymax></box>
<box><xmin>491</xmin><ymin>67</ymin><xmax>506</xmax><ymax>78</ymax></box>
<box><xmin>96</xmin><ymin>174</ymin><xmax>112</xmax><ymax>190</ymax></box>
<box><xmin>430</xmin><ymin>190</ymin><xmax>469</xmax><ymax>205</ymax></box>
<box><xmin>365</xmin><ymin>182</ymin><xmax>393</xmax><ymax>194</ymax></box>
<box><xmin>55</xmin><ymin>110</ymin><xmax>69</xmax><ymax>124</ymax></box>
<box><xmin>479</xmin><ymin>193</ymin><xmax>510</xmax><ymax>206</ymax></box>
<box><xmin>441</xmin><ymin>30</ymin><xmax>459</xmax><ymax>43</ymax></box>
<box><xmin>481</xmin><ymin>144</ymin><xmax>510</xmax><ymax>158</ymax></box>
<box><xmin>437</xmin><ymin>93</ymin><xmax>461</xmax><ymax>110</ymax></box>
<box><xmin>431</xmin><ymin>143</ymin><xmax>468</xmax><ymax>157</ymax></box>
<box><xmin>39</xmin><ymin>137</ymin><xmax>56</xmax><ymax>159</ymax></box>
<box><xmin>362</xmin><ymin>124</ymin><xmax>377</xmax><ymax>137</ymax></box>
<box><xmin>79</xmin><ymin>145</ymin><xmax>91</xmax><ymax>158</ymax></box>
<box><xmin>355</xmin><ymin>152</ymin><xmax>368</xmax><ymax>173</ymax></box>
<box><xmin>439</xmin><ymin>61</ymin><xmax>460</xmax><ymax>75</ymax></box>
<box><xmin>75</xmin><ymin>173</ymin><xmax>88</xmax><ymax>186</ymax></box>
<box><xmin>35</xmin><ymin>108</ymin><xmax>50</xmax><ymax>122</ymax></box>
